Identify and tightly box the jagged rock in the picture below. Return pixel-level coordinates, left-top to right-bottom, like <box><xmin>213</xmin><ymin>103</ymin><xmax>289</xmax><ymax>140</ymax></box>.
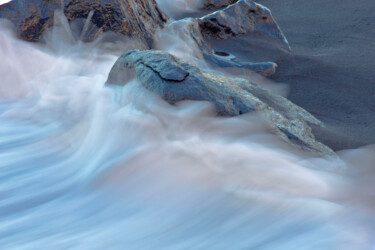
<box><xmin>198</xmin><ymin>0</ymin><xmax>239</xmax><ymax>10</ymax></box>
<box><xmin>158</xmin><ymin>0</ymin><xmax>289</xmax><ymax>76</ymax></box>
<box><xmin>198</xmin><ymin>0</ymin><xmax>290</xmax><ymax>48</ymax></box>
<box><xmin>107</xmin><ymin>49</ymin><xmax>334</xmax><ymax>155</ymax></box>
<box><xmin>0</xmin><ymin>0</ymin><xmax>168</xmax><ymax>45</ymax></box>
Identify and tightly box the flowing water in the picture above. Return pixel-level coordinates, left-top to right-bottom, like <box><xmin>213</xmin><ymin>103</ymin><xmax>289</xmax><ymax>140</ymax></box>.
<box><xmin>1</xmin><ymin>11</ymin><xmax>375</xmax><ymax>250</ymax></box>
<box><xmin>156</xmin><ymin>0</ymin><xmax>198</xmax><ymax>17</ymax></box>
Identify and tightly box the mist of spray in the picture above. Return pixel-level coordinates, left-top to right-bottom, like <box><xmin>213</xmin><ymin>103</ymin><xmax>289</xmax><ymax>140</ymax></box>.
<box><xmin>156</xmin><ymin>0</ymin><xmax>204</xmax><ymax>19</ymax></box>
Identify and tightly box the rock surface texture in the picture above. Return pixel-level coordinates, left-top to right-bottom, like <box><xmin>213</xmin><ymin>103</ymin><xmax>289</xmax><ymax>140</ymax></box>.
<box><xmin>159</xmin><ymin>18</ymin><xmax>277</xmax><ymax>76</ymax></box>
<box><xmin>198</xmin><ymin>0</ymin><xmax>239</xmax><ymax>10</ymax></box>
<box><xmin>107</xmin><ymin>49</ymin><xmax>334</xmax><ymax>156</ymax></box>
<box><xmin>158</xmin><ymin>0</ymin><xmax>289</xmax><ymax>76</ymax></box>
<box><xmin>0</xmin><ymin>0</ymin><xmax>168</xmax><ymax>44</ymax></box>
<box><xmin>198</xmin><ymin>0</ymin><xmax>289</xmax><ymax>48</ymax></box>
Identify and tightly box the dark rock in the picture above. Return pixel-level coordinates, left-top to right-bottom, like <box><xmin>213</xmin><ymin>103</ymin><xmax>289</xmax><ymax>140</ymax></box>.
<box><xmin>158</xmin><ymin>0</ymin><xmax>289</xmax><ymax>76</ymax></box>
<box><xmin>198</xmin><ymin>0</ymin><xmax>290</xmax><ymax>49</ymax></box>
<box><xmin>107</xmin><ymin>49</ymin><xmax>334</xmax><ymax>155</ymax></box>
<box><xmin>198</xmin><ymin>0</ymin><xmax>239</xmax><ymax>10</ymax></box>
<box><xmin>0</xmin><ymin>0</ymin><xmax>168</xmax><ymax>45</ymax></box>
<box><xmin>162</xmin><ymin>18</ymin><xmax>278</xmax><ymax>76</ymax></box>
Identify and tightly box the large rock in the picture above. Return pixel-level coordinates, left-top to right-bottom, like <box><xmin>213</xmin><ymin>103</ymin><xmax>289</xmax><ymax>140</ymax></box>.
<box><xmin>107</xmin><ymin>49</ymin><xmax>334</xmax><ymax>155</ymax></box>
<box><xmin>198</xmin><ymin>0</ymin><xmax>289</xmax><ymax>48</ymax></box>
<box><xmin>0</xmin><ymin>0</ymin><xmax>168</xmax><ymax>45</ymax></box>
<box><xmin>155</xmin><ymin>0</ymin><xmax>289</xmax><ymax>76</ymax></box>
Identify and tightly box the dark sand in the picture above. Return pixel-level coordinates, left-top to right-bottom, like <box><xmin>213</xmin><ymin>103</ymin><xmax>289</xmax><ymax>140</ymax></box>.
<box><xmin>256</xmin><ymin>0</ymin><xmax>375</xmax><ymax>150</ymax></box>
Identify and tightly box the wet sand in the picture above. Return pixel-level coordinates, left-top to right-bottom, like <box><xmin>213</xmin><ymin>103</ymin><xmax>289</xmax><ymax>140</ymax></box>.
<box><xmin>257</xmin><ymin>0</ymin><xmax>375</xmax><ymax>150</ymax></box>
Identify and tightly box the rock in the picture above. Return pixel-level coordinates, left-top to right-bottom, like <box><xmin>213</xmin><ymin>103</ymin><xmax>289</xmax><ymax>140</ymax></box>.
<box><xmin>198</xmin><ymin>0</ymin><xmax>239</xmax><ymax>10</ymax></box>
<box><xmin>157</xmin><ymin>0</ymin><xmax>289</xmax><ymax>76</ymax></box>
<box><xmin>204</xmin><ymin>52</ymin><xmax>277</xmax><ymax>76</ymax></box>
<box><xmin>160</xmin><ymin>18</ymin><xmax>278</xmax><ymax>76</ymax></box>
<box><xmin>107</xmin><ymin>49</ymin><xmax>334</xmax><ymax>155</ymax></box>
<box><xmin>198</xmin><ymin>0</ymin><xmax>290</xmax><ymax>49</ymax></box>
<box><xmin>157</xmin><ymin>18</ymin><xmax>212</xmax><ymax>59</ymax></box>
<box><xmin>0</xmin><ymin>0</ymin><xmax>168</xmax><ymax>45</ymax></box>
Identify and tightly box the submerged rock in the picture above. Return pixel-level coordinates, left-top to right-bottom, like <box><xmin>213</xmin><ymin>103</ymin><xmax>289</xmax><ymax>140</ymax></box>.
<box><xmin>107</xmin><ymin>49</ymin><xmax>334</xmax><ymax>155</ymax></box>
<box><xmin>198</xmin><ymin>0</ymin><xmax>290</xmax><ymax>49</ymax></box>
<box><xmin>0</xmin><ymin>0</ymin><xmax>168</xmax><ymax>45</ymax></box>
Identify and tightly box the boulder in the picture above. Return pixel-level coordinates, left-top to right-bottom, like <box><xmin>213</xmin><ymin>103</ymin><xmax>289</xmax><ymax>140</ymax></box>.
<box><xmin>0</xmin><ymin>0</ymin><xmax>168</xmax><ymax>45</ymax></box>
<box><xmin>107</xmin><ymin>49</ymin><xmax>334</xmax><ymax>155</ymax></box>
<box><xmin>198</xmin><ymin>0</ymin><xmax>290</xmax><ymax>49</ymax></box>
<box><xmin>157</xmin><ymin>0</ymin><xmax>289</xmax><ymax>76</ymax></box>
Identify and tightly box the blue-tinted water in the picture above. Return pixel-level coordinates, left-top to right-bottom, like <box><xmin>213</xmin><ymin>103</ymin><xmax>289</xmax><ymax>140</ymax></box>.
<box><xmin>0</xmin><ymin>21</ymin><xmax>375</xmax><ymax>249</ymax></box>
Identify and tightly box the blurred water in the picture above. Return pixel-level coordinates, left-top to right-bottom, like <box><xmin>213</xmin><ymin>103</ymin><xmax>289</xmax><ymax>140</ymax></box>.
<box><xmin>0</xmin><ymin>17</ymin><xmax>375</xmax><ymax>250</ymax></box>
<box><xmin>156</xmin><ymin>0</ymin><xmax>198</xmax><ymax>18</ymax></box>
<box><xmin>0</xmin><ymin>0</ymin><xmax>11</xmax><ymax>4</ymax></box>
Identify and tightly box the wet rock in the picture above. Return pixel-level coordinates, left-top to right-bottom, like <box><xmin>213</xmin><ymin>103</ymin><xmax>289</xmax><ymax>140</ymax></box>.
<box><xmin>158</xmin><ymin>0</ymin><xmax>290</xmax><ymax>76</ymax></box>
<box><xmin>204</xmin><ymin>52</ymin><xmax>277</xmax><ymax>76</ymax></box>
<box><xmin>107</xmin><ymin>49</ymin><xmax>334</xmax><ymax>155</ymax></box>
<box><xmin>0</xmin><ymin>0</ymin><xmax>168</xmax><ymax>45</ymax></box>
<box><xmin>198</xmin><ymin>0</ymin><xmax>239</xmax><ymax>10</ymax></box>
<box><xmin>161</xmin><ymin>18</ymin><xmax>278</xmax><ymax>76</ymax></box>
<box><xmin>198</xmin><ymin>0</ymin><xmax>290</xmax><ymax>49</ymax></box>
